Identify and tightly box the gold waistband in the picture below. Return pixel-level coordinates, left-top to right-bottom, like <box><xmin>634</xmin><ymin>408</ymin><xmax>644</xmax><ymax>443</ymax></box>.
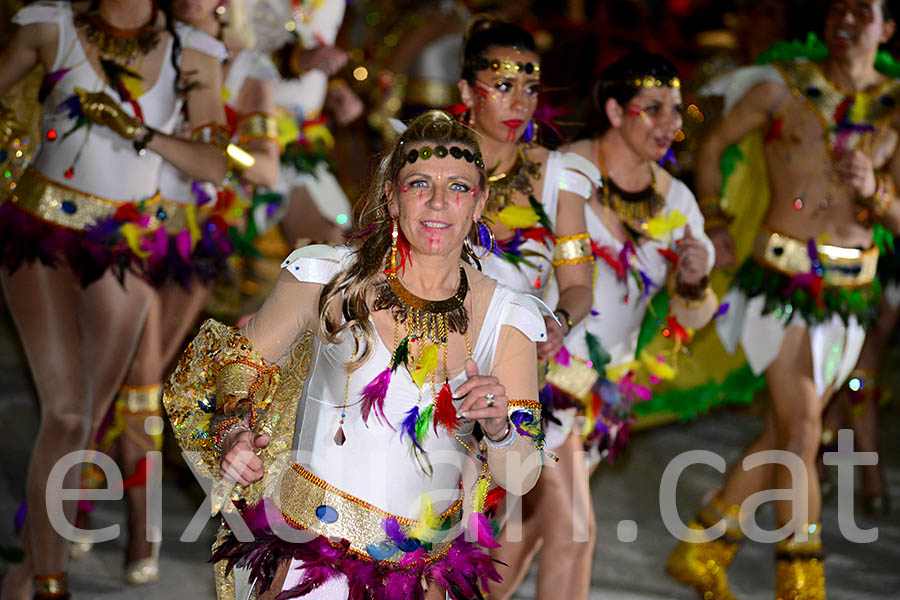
<box><xmin>753</xmin><ymin>228</ymin><xmax>878</xmax><ymax>287</ymax></box>
<box><xmin>278</xmin><ymin>463</ymin><xmax>462</xmax><ymax>564</ymax></box>
<box><xmin>546</xmin><ymin>355</ymin><xmax>597</xmax><ymax>403</ymax></box>
<box><xmin>7</xmin><ymin>168</ymin><xmax>205</xmax><ymax>234</ymax></box>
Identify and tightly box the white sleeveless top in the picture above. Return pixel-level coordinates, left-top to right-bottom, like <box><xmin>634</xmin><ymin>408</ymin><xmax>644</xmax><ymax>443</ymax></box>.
<box><xmin>546</xmin><ymin>178</ymin><xmax>714</xmax><ymax>367</ymax></box>
<box><xmin>280</xmin><ymin>245</ymin><xmax>548</xmax><ymax>519</ymax></box>
<box><xmin>14</xmin><ymin>1</ymin><xmax>225</xmax><ymax>202</ymax></box>
<box><xmin>158</xmin><ymin>48</ymin><xmax>278</xmax><ymax>204</ymax></box>
<box><xmin>479</xmin><ymin>150</ymin><xmax>598</xmax><ymax>296</ymax></box>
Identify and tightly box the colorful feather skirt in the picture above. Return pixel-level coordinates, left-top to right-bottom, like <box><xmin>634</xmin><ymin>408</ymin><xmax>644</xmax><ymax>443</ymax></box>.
<box><xmin>0</xmin><ymin>168</ymin><xmax>242</xmax><ymax>288</ymax></box>
<box><xmin>211</xmin><ymin>465</ymin><xmax>500</xmax><ymax>600</ymax></box>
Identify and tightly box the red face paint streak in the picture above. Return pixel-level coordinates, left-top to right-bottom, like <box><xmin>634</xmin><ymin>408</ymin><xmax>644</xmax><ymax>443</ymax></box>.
<box><xmin>417</xmin><ymin>190</ymin><xmax>423</xmax><ymax>204</ymax></box>
<box><xmin>401</xmin><ymin>186</ymin><xmax>410</xmax><ymax>193</ymax></box>
<box><xmin>626</xmin><ymin>106</ymin><xmax>643</xmax><ymax>117</ymax></box>
<box><xmin>428</xmin><ymin>231</ymin><xmax>440</xmax><ymax>252</ymax></box>
<box><xmin>455</xmin><ymin>191</ymin><xmax>460</xmax><ymax>207</ymax></box>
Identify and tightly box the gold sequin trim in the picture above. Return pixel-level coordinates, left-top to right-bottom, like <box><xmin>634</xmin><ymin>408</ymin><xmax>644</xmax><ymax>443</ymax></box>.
<box><xmin>508</xmin><ymin>399</ymin><xmax>542</xmax><ymax>412</ymax></box>
<box><xmin>753</xmin><ymin>227</ymin><xmax>878</xmax><ymax>288</ymax></box>
<box><xmin>553</xmin><ymin>232</ymin><xmax>594</xmax><ymax>267</ymax></box>
<box><xmin>278</xmin><ymin>463</ymin><xmax>462</xmax><ymax>563</ymax></box>
<box><xmin>8</xmin><ymin>168</ymin><xmax>208</xmax><ymax>234</ymax></box>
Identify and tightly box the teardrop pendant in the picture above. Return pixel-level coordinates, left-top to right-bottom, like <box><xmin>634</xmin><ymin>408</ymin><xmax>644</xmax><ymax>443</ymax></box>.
<box><xmin>333</xmin><ymin>425</ymin><xmax>346</xmax><ymax>446</ymax></box>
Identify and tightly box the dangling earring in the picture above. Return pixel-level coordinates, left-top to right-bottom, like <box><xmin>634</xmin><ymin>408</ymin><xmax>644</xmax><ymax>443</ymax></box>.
<box><xmin>390</xmin><ymin>218</ymin><xmax>399</xmax><ymax>271</ymax></box>
<box><xmin>464</xmin><ymin>219</ymin><xmax>495</xmax><ymax>261</ymax></box>
<box><xmin>522</xmin><ymin>120</ymin><xmax>536</xmax><ymax>143</ymax></box>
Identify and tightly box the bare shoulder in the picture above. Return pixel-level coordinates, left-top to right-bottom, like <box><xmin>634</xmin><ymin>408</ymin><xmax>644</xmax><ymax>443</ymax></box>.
<box><xmin>737</xmin><ymin>79</ymin><xmax>788</xmax><ymax>114</ymax></box>
<box><xmin>559</xmin><ymin>138</ymin><xmax>593</xmax><ymax>160</ymax></box>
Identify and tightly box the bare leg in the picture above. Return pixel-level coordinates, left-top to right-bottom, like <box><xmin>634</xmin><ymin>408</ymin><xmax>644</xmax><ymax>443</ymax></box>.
<box><xmin>1</xmin><ymin>263</ymin><xmax>151</xmax><ymax>596</ymax></box>
<box><xmin>490</xmin><ymin>433</ymin><xmax>595</xmax><ymax>600</ymax></box>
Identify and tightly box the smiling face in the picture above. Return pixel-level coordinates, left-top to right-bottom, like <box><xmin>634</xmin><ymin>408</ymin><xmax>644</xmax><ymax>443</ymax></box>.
<box><xmin>824</xmin><ymin>0</ymin><xmax>895</xmax><ymax>59</ymax></box>
<box><xmin>459</xmin><ymin>48</ymin><xmax>541</xmax><ymax>144</ymax></box>
<box><xmin>174</xmin><ymin>0</ymin><xmax>220</xmax><ymax>26</ymax></box>
<box><xmin>387</xmin><ymin>145</ymin><xmax>486</xmax><ymax>258</ymax></box>
<box><xmin>608</xmin><ymin>86</ymin><xmax>683</xmax><ymax>162</ymax></box>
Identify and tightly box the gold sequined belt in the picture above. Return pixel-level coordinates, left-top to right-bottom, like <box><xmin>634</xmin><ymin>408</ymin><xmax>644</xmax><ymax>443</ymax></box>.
<box><xmin>753</xmin><ymin>228</ymin><xmax>878</xmax><ymax>288</ymax></box>
<box><xmin>545</xmin><ymin>355</ymin><xmax>596</xmax><ymax>403</ymax></box>
<box><xmin>278</xmin><ymin>463</ymin><xmax>463</xmax><ymax>564</ymax></box>
<box><xmin>6</xmin><ymin>168</ymin><xmax>206</xmax><ymax>234</ymax></box>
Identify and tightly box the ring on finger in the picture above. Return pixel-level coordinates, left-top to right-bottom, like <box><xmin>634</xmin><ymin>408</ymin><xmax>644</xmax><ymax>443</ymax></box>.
<box><xmin>485</xmin><ymin>393</ymin><xmax>495</xmax><ymax>407</ymax></box>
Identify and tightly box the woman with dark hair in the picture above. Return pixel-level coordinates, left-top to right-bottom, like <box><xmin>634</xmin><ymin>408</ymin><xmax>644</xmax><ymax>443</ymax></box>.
<box><xmin>456</xmin><ymin>16</ymin><xmax>599</xmax><ymax>600</ymax></box>
<box><xmin>0</xmin><ymin>0</ymin><xmax>229</xmax><ymax>595</ymax></box>
<box><xmin>164</xmin><ymin>110</ymin><xmax>547</xmax><ymax>600</ymax></box>
<box><xmin>538</xmin><ymin>51</ymin><xmax>717</xmax><ymax>597</ymax></box>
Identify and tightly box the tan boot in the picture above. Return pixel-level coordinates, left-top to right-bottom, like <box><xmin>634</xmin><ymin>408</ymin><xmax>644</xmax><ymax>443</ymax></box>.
<box><xmin>667</xmin><ymin>495</ymin><xmax>743</xmax><ymax>600</ymax></box>
<box><xmin>775</xmin><ymin>525</ymin><xmax>825</xmax><ymax>600</ymax></box>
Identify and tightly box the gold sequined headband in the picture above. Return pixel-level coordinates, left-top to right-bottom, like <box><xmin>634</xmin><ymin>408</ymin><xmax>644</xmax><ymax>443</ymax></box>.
<box><xmin>466</xmin><ymin>58</ymin><xmax>541</xmax><ymax>76</ymax></box>
<box><xmin>624</xmin><ymin>75</ymin><xmax>681</xmax><ymax>89</ymax></box>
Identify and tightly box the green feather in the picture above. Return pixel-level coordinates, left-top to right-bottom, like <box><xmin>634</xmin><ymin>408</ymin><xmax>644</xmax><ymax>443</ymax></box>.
<box><xmin>719</xmin><ymin>144</ymin><xmax>744</xmax><ymax>197</ymax></box>
<box><xmin>391</xmin><ymin>336</ymin><xmax>410</xmax><ymax>372</ymax></box>
<box><xmin>585</xmin><ymin>332</ymin><xmax>611</xmax><ymax>374</ymax></box>
<box><xmin>873</xmin><ymin>223</ymin><xmax>895</xmax><ymax>255</ymax></box>
<box><xmin>528</xmin><ymin>195</ymin><xmax>553</xmax><ymax>231</ymax></box>
<box><xmin>636</xmin><ymin>291</ymin><xmax>670</xmax><ymax>354</ymax></box>
<box><xmin>415</xmin><ymin>405</ymin><xmax>433</xmax><ymax>443</ymax></box>
<box><xmin>227</xmin><ymin>225</ymin><xmax>261</xmax><ymax>257</ymax></box>
<box><xmin>755</xmin><ymin>32</ymin><xmax>900</xmax><ymax>78</ymax></box>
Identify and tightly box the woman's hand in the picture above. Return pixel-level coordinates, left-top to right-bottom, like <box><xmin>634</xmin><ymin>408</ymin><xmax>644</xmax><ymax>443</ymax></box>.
<box><xmin>220</xmin><ymin>430</ymin><xmax>269</xmax><ymax>486</ymax></box>
<box><xmin>453</xmin><ymin>359</ymin><xmax>510</xmax><ymax>441</ymax></box>
<box><xmin>675</xmin><ymin>225</ymin><xmax>710</xmax><ymax>285</ymax></box>
<box><xmin>536</xmin><ymin>315</ymin><xmax>565</xmax><ymax>360</ymax></box>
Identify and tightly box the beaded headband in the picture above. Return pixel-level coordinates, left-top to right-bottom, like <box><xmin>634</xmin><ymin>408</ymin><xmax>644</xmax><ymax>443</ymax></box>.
<box><xmin>623</xmin><ymin>75</ymin><xmax>681</xmax><ymax>89</ymax></box>
<box><xmin>465</xmin><ymin>58</ymin><xmax>541</xmax><ymax>76</ymax></box>
<box><xmin>398</xmin><ymin>145</ymin><xmax>485</xmax><ymax>170</ymax></box>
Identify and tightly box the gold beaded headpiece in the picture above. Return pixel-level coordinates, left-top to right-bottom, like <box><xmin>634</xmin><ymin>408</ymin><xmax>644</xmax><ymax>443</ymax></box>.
<box><xmin>625</xmin><ymin>75</ymin><xmax>681</xmax><ymax>89</ymax></box>
<box><xmin>466</xmin><ymin>58</ymin><xmax>541</xmax><ymax>76</ymax></box>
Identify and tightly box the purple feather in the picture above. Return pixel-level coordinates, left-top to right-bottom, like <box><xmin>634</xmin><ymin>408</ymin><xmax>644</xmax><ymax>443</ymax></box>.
<box><xmin>383</xmin><ymin>517</ymin><xmax>406</xmax><ymax>546</ymax></box>
<box><xmin>14</xmin><ymin>500</ymin><xmax>26</xmax><ymax>533</ymax></box>
<box><xmin>39</xmin><ymin>68</ymin><xmax>70</xmax><ymax>103</ymax></box>
<box><xmin>468</xmin><ymin>512</ymin><xmax>500</xmax><ymax>548</ymax></box>
<box><xmin>658</xmin><ymin>147</ymin><xmax>679</xmax><ymax>168</ymax></box>
<box><xmin>477</xmin><ymin>221</ymin><xmax>492</xmax><ymax>250</ymax></box>
<box><xmin>400</xmin><ymin>406</ymin><xmax>425</xmax><ymax>452</ymax></box>
<box><xmin>359</xmin><ymin>368</ymin><xmax>394</xmax><ymax>429</ymax></box>
<box><xmin>522</xmin><ymin>119</ymin><xmax>535</xmax><ymax>143</ymax></box>
<box><xmin>509</xmin><ymin>410</ymin><xmax>537</xmax><ymax>438</ymax></box>
<box><xmin>639</xmin><ymin>269</ymin><xmax>657</xmax><ymax>299</ymax></box>
<box><xmin>714</xmin><ymin>302</ymin><xmax>730</xmax><ymax>318</ymax></box>
<box><xmin>191</xmin><ymin>181</ymin><xmax>212</xmax><ymax>206</ymax></box>
<box><xmin>55</xmin><ymin>94</ymin><xmax>84</xmax><ymax>119</ymax></box>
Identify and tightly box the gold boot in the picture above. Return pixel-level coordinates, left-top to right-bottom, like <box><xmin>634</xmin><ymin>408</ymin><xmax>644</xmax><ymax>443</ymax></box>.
<box><xmin>775</xmin><ymin>525</ymin><xmax>825</xmax><ymax>600</ymax></box>
<box><xmin>667</xmin><ymin>495</ymin><xmax>743</xmax><ymax>600</ymax></box>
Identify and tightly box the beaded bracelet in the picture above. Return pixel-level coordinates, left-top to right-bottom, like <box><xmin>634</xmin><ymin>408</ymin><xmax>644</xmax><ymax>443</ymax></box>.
<box><xmin>213</xmin><ymin>417</ymin><xmax>251</xmax><ymax>457</ymax></box>
<box><xmin>484</xmin><ymin>418</ymin><xmax>515</xmax><ymax>448</ymax></box>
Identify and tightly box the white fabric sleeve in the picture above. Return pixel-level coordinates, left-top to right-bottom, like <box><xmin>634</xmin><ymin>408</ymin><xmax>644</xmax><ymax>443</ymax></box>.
<box><xmin>498</xmin><ymin>293</ymin><xmax>554</xmax><ymax>342</ymax></box>
<box><xmin>12</xmin><ymin>0</ymin><xmax>65</xmax><ymax>25</ymax></box>
<box><xmin>276</xmin><ymin>71</ymin><xmax>329</xmax><ymax>120</ymax></box>
<box><xmin>245</xmin><ymin>50</ymin><xmax>280</xmax><ymax>84</ymax></box>
<box><xmin>280</xmin><ymin>244</ymin><xmax>345</xmax><ymax>284</ymax></box>
<box><xmin>558</xmin><ymin>152</ymin><xmax>601</xmax><ymax>199</ymax></box>
<box><xmin>176</xmin><ymin>22</ymin><xmax>228</xmax><ymax>62</ymax></box>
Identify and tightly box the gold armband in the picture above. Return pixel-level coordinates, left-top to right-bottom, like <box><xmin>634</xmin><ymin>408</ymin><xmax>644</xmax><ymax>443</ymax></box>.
<box><xmin>236</xmin><ymin>112</ymin><xmax>278</xmax><ymax>145</ymax></box>
<box><xmin>859</xmin><ymin>171</ymin><xmax>896</xmax><ymax>221</ymax></box>
<box><xmin>698</xmin><ymin>194</ymin><xmax>733</xmax><ymax>231</ymax></box>
<box><xmin>553</xmin><ymin>232</ymin><xmax>593</xmax><ymax>267</ymax></box>
<box><xmin>191</xmin><ymin>122</ymin><xmax>231</xmax><ymax>151</ymax></box>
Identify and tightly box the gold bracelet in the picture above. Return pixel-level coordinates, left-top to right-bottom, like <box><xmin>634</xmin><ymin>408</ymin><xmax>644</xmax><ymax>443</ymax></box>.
<box><xmin>236</xmin><ymin>112</ymin><xmax>278</xmax><ymax>145</ymax></box>
<box><xmin>553</xmin><ymin>232</ymin><xmax>593</xmax><ymax>267</ymax></box>
<box><xmin>191</xmin><ymin>122</ymin><xmax>231</xmax><ymax>151</ymax></box>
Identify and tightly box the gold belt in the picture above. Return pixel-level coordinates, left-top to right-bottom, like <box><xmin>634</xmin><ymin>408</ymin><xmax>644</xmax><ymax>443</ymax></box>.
<box><xmin>278</xmin><ymin>463</ymin><xmax>463</xmax><ymax>564</ymax></box>
<box><xmin>7</xmin><ymin>168</ymin><xmax>206</xmax><ymax>234</ymax></box>
<box><xmin>753</xmin><ymin>228</ymin><xmax>878</xmax><ymax>287</ymax></box>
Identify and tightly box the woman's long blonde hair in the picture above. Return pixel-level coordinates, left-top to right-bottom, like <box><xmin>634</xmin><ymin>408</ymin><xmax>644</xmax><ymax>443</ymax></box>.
<box><xmin>318</xmin><ymin>110</ymin><xmax>486</xmax><ymax>369</ymax></box>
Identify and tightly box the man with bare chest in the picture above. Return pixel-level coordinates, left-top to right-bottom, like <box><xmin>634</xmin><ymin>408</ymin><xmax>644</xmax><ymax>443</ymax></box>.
<box><xmin>667</xmin><ymin>1</ymin><xmax>900</xmax><ymax>599</ymax></box>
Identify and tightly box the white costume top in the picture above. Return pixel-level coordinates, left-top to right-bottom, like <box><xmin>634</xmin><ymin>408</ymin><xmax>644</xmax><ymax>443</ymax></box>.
<box><xmin>15</xmin><ymin>1</ymin><xmax>225</xmax><ymax>202</ymax></box>
<box><xmin>280</xmin><ymin>245</ymin><xmax>549</xmax><ymax>519</ymax></box>
<box><xmin>547</xmin><ymin>177</ymin><xmax>714</xmax><ymax>368</ymax></box>
<box><xmin>479</xmin><ymin>151</ymin><xmax>598</xmax><ymax>295</ymax></box>
<box><xmin>158</xmin><ymin>48</ymin><xmax>278</xmax><ymax>204</ymax></box>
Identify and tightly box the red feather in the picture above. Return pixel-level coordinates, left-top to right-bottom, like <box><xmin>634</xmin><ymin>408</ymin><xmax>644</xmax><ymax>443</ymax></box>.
<box><xmin>657</xmin><ymin>248</ymin><xmax>679</xmax><ymax>264</ymax></box>
<box><xmin>433</xmin><ymin>382</ymin><xmax>458</xmax><ymax>434</ymax></box>
<box><xmin>521</xmin><ymin>226</ymin><xmax>553</xmax><ymax>244</ymax></box>
<box><xmin>484</xmin><ymin>487</ymin><xmax>506</xmax><ymax>516</ymax></box>
<box><xmin>592</xmin><ymin>241</ymin><xmax>625</xmax><ymax>278</ymax></box>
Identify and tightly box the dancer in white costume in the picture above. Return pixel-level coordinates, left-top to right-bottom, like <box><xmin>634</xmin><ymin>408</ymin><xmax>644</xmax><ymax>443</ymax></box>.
<box><xmin>454</xmin><ymin>17</ymin><xmax>600</xmax><ymax>600</ymax></box>
<box><xmin>549</xmin><ymin>52</ymin><xmax>716</xmax><ymax>462</ymax></box>
<box><xmin>164</xmin><ymin>111</ymin><xmax>546</xmax><ymax>600</ymax></box>
<box><xmin>0</xmin><ymin>0</ymin><xmax>228</xmax><ymax>596</ymax></box>
<box><xmin>668</xmin><ymin>1</ymin><xmax>900</xmax><ymax>598</ymax></box>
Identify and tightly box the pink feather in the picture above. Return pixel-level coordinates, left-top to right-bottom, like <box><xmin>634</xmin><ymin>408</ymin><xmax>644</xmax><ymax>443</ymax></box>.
<box><xmin>468</xmin><ymin>512</ymin><xmax>500</xmax><ymax>549</ymax></box>
<box><xmin>359</xmin><ymin>368</ymin><xmax>394</xmax><ymax>430</ymax></box>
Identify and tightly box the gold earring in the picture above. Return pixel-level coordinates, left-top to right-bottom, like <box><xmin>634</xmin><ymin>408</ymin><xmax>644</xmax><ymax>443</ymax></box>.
<box><xmin>390</xmin><ymin>218</ymin><xmax>399</xmax><ymax>271</ymax></box>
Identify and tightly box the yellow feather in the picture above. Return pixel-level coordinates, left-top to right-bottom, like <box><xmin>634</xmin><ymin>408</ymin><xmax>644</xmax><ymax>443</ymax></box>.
<box><xmin>605</xmin><ymin>360</ymin><xmax>639</xmax><ymax>383</ymax></box>
<box><xmin>849</xmin><ymin>92</ymin><xmax>867</xmax><ymax>124</ymax></box>
<box><xmin>185</xmin><ymin>204</ymin><xmax>201</xmax><ymax>247</ymax></box>
<box><xmin>304</xmin><ymin>122</ymin><xmax>335</xmax><ymax>149</ymax></box>
<box><xmin>121</xmin><ymin>73</ymin><xmax>144</xmax><ymax>100</ymax></box>
<box><xmin>472</xmin><ymin>476</ymin><xmax>490</xmax><ymax>513</ymax></box>
<box><xmin>497</xmin><ymin>205</ymin><xmax>540</xmax><ymax>229</ymax></box>
<box><xmin>645</xmin><ymin>210</ymin><xmax>687</xmax><ymax>238</ymax></box>
<box><xmin>276</xmin><ymin>109</ymin><xmax>300</xmax><ymax>150</ymax></box>
<box><xmin>120</xmin><ymin>223</ymin><xmax>151</xmax><ymax>258</ymax></box>
<box><xmin>640</xmin><ymin>350</ymin><xmax>676</xmax><ymax>380</ymax></box>
<box><xmin>409</xmin><ymin>494</ymin><xmax>440</xmax><ymax>541</ymax></box>
<box><xmin>409</xmin><ymin>343</ymin><xmax>438</xmax><ymax>388</ymax></box>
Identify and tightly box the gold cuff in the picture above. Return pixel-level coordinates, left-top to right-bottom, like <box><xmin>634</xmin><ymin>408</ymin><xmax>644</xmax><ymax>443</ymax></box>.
<box><xmin>236</xmin><ymin>113</ymin><xmax>278</xmax><ymax>145</ymax></box>
<box><xmin>116</xmin><ymin>384</ymin><xmax>163</xmax><ymax>414</ymax></box>
<box><xmin>553</xmin><ymin>232</ymin><xmax>593</xmax><ymax>267</ymax></box>
<box><xmin>191</xmin><ymin>122</ymin><xmax>231</xmax><ymax>150</ymax></box>
<box><xmin>508</xmin><ymin>398</ymin><xmax>542</xmax><ymax>416</ymax></box>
